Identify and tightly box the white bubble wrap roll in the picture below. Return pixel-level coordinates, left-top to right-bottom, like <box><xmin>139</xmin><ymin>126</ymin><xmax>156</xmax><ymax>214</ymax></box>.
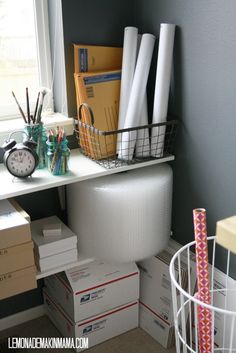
<box><xmin>67</xmin><ymin>164</ymin><xmax>173</xmax><ymax>263</ymax></box>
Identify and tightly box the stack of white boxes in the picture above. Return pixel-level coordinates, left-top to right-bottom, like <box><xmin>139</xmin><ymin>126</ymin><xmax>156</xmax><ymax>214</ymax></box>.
<box><xmin>31</xmin><ymin>216</ymin><xmax>78</xmax><ymax>272</ymax></box>
<box><xmin>138</xmin><ymin>239</ymin><xmax>196</xmax><ymax>348</ymax></box>
<box><xmin>44</xmin><ymin>260</ymin><xmax>139</xmax><ymax>351</ymax></box>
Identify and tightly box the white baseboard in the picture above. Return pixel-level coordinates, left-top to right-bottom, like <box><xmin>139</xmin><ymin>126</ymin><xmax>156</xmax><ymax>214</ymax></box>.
<box><xmin>0</xmin><ymin>305</ymin><xmax>45</xmax><ymax>331</ymax></box>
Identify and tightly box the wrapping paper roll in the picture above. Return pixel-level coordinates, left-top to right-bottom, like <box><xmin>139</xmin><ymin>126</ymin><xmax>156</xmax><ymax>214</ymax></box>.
<box><xmin>67</xmin><ymin>164</ymin><xmax>172</xmax><ymax>262</ymax></box>
<box><xmin>151</xmin><ymin>23</ymin><xmax>175</xmax><ymax>157</ymax></box>
<box><xmin>117</xmin><ymin>27</ymin><xmax>138</xmax><ymax>153</ymax></box>
<box><xmin>119</xmin><ymin>33</ymin><xmax>155</xmax><ymax>161</ymax></box>
<box><xmin>193</xmin><ymin>208</ymin><xmax>212</xmax><ymax>353</ymax></box>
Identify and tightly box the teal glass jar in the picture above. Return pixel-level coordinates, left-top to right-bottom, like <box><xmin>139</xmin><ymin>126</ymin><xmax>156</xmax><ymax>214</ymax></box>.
<box><xmin>46</xmin><ymin>138</ymin><xmax>70</xmax><ymax>175</ymax></box>
<box><xmin>24</xmin><ymin>123</ymin><xmax>47</xmax><ymax>169</ymax></box>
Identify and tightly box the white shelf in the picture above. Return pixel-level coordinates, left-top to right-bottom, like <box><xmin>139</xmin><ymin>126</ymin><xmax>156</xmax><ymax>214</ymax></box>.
<box><xmin>36</xmin><ymin>253</ymin><xmax>94</xmax><ymax>280</ymax></box>
<box><xmin>0</xmin><ymin>148</ymin><xmax>174</xmax><ymax>200</ymax></box>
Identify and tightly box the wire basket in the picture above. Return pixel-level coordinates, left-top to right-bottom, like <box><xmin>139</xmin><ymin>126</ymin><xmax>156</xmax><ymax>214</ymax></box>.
<box><xmin>73</xmin><ymin>103</ymin><xmax>178</xmax><ymax>169</ymax></box>
<box><xmin>170</xmin><ymin>236</ymin><xmax>236</xmax><ymax>353</ymax></box>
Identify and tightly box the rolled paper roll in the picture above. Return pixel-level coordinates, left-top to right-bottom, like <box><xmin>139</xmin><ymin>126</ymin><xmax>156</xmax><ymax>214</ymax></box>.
<box><xmin>119</xmin><ymin>33</ymin><xmax>155</xmax><ymax>161</ymax></box>
<box><xmin>193</xmin><ymin>209</ymin><xmax>212</xmax><ymax>353</ymax></box>
<box><xmin>117</xmin><ymin>27</ymin><xmax>138</xmax><ymax>153</ymax></box>
<box><xmin>151</xmin><ymin>23</ymin><xmax>175</xmax><ymax>158</ymax></box>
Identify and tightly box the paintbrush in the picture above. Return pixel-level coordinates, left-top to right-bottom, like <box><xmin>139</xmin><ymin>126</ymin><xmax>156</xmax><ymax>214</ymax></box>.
<box><xmin>35</xmin><ymin>87</ymin><xmax>50</xmax><ymax>124</ymax></box>
<box><xmin>33</xmin><ymin>92</ymin><xmax>40</xmax><ymax>124</ymax></box>
<box><xmin>11</xmin><ymin>91</ymin><xmax>27</xmax><ymax>123</ymax></box>
<box><xmin>26</xmin><ymin>87</ymin><xmax>30</xmax><ymax>124</ymax></box>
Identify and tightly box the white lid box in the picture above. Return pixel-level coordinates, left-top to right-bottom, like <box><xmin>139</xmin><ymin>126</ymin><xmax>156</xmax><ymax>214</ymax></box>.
<box><xmin>31</xmin><ymin>216</ymin><xmax>77</xmax><ymax>258</ymax></box>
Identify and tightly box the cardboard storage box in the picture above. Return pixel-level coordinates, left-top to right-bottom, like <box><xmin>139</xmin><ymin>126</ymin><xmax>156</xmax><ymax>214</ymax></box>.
<box><xmin>139</xmin><ymin>302</ymin><xmax>175</xmax><ymax>349</ymax></box>
<box><xmin>73</xmin><ymin>44</ymin><xmax>122</xmax><ymax>73</ymax></box>
<box><xmin>44</xmin><ymin>288</ymin><xmax>138</xmax><ymax>352</ymax></box>
<box><xmin>0</xmin><ymin>266</ymin><xmax>37</xmax><ymax>300</ymax></box>
<box><xmin>0</xmin><ymin>241</ymin><xmax>35</xmax><ymax>275</ymax></box>
<box><xmin>0</xmin><ymin>199</ymin><xmax>31</xmax><ymax>249</ymax></box>
<box><xmin>44</xmin><ymin>260</ymin><xmax>139</xmax><ymax>322</ymax></box>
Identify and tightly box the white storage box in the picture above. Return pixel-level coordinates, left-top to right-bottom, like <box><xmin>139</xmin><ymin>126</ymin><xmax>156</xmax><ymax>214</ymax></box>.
<box><xmin>138</xmin><ymin>239</ymin><xmax>196</xmax><ymax>326</ymax></box>
<box><xmin>31</xmin><ymin>216</ymin><xmax>77</xmax><ymax>258</ymax></box>
<box><xmin>139</xmin><ymin>302</ymin><xmax>175</xmax><ymax>349</ymax></box>
<box><xmin>44</xmin><ymin>289</ymin><xmax>138</xmax><ymax>352</ymax></box>
<box><xmin>44</xmin><ymin>260</ymin><xmax>139</xmax><ymax>322</ymax></box>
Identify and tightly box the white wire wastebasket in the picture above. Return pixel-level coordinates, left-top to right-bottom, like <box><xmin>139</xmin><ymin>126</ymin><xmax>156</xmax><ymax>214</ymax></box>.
<box><xmin>170</xmin><ymin>236</ymin><xmax>236</xmax><ymax>353</ymax></box>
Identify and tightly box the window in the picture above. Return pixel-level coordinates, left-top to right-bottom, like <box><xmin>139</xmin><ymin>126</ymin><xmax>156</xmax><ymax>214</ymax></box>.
<box><xmin>0</xmin><ymin>0</ymin><xmax>53</xmax><ymax>120</ymax></box>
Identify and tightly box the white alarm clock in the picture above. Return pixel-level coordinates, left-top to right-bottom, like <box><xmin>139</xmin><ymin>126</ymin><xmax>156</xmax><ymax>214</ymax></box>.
<box><xmin>2</xmin><ymin>131</ymin><xmax>39</xmax><ymax>178</ymax></box>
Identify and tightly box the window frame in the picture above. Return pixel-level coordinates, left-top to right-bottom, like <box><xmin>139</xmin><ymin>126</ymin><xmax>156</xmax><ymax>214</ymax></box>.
<box><xmin>0</xmin><ymin>0</ymin><xmax>53</xmax><ymax>120</ymax></box>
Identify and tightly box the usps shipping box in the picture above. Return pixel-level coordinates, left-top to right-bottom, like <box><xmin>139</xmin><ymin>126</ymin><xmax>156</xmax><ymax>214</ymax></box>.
<box><xmin>44</xmin><ymin>260</ymin><xmax>139</xmax><ymax>322</ymax></box>
<box><xmin>44</xmin><ymin>289</ymin><xmax>138</xmax><ymax>352</ymax></box>
<box><xmin>139</xmin><ymin>302</ymin><xmax>175</xmax><ymax>349</ymax></box>
<box><xmin>192</xmin><ymin>266</ymin><xmax>236</xmax><ymax>350</ymax></box>
<box><xmin>138</xmin><ymin>239</ymin><xmax>196</xmax><ymax>326</ymax></box>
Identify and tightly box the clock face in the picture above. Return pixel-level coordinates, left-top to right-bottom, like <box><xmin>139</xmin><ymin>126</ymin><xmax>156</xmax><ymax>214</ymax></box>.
<box><xmin>6</xmin><ymin>148</ymin><xmax>36</xmax><ymax>177</ymax></box>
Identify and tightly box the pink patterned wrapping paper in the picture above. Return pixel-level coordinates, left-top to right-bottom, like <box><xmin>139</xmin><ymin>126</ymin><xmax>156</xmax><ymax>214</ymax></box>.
<box><xmin>193</xmin><ymin>208</ymin><xmax>212</xmax><ymax>353</ymax></box>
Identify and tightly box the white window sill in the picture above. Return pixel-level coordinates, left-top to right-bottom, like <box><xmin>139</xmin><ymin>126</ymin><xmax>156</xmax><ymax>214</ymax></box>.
<box><xmin>0</xmin><ymin>113</ymin><xmax>74</xmax><ymax>146</ymax></box>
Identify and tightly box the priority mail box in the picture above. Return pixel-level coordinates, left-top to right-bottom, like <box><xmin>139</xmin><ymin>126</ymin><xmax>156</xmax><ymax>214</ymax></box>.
<box><xmin>44</xmin><ymin>288</ymin><xmax>138</xmax><ymax>352</ymax></box>
<box><xmin>138</xmin><ymin>239</ymin><xmax>196</xmax><ymax>326</ymax></box>
<box><xmin>0</xmin><ymin>241</ymin><xmax>35</xmax><ymax>275</ymax></box>
<box><xmin>139</xmin><ymin>302</ymin><xmax>175</xmax><ymax>349</ymax></box>
<box><xmin>73</xmin><ymin>44</ymin><xmax>122</xmax><ymax>73</ymax></box>
<box><xmin>44</xmin><ymin>260</ymin><xmax>139</xmax><ymax>322</ymax></box>
<box><xmin>0</xmin><ymin>199</ymin><xmax>31</xmax><ymax>249</ymax></box>
<box><xmin>0</xmin><ymin>266</ymin><xmax>37</xmax><ymax>300</ymax></box>
<box><xmin>192</xmin><ymin>266</ymin><xmax>236</xmax><ymax>349</ymax></box>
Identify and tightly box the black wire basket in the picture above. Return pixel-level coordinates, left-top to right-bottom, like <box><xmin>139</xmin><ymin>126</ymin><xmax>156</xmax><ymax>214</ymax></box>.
<box><xmin>74</xmin><ymin>103</ymin><xmax>178</xmax><ymax>169</ymax></box>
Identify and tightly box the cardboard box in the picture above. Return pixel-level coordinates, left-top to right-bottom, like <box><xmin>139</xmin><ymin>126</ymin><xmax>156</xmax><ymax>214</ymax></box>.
<box><xmin>44</xmin><ymin>260</ymin><xmax>139</xmax><ymax>322</ymax></box>
<box><xmin>44</xmin><ymin>288</ymin><xmax>138</xmax><ymax>352</ymax></box>
<box><xmin>34</xmin><ymin>247</ymin><xmax>78</xmax><ymax>272</ymax></box>
<box><xmin>0</xmin><ymin>199</ymin><xmax>31</xmax><ymax>249</ymax></box>
<box><xmin>192</xmin><ymin>266</ymin><xmax>236</xmax><ymax>349</ymax></box>
<box><xmin>31</xmin><ymin>216</ymin><xmax>77</xmax><ymax>258</ymax></box>
<box><xmin>9</xmin><ymin>198</ymin><xmax>31</xmax><ymax>223</ymax></box>
<box><xmin>0</xmin><ymin>241</ymin><xmax>35</xmax><ymax>275</ymax></box>
<box><xmin>138</xmin><ymin>239</ymin><xmax>196</xmax><ymax>326</ymax></box>
<box><xmin>73</xmin><ymin>44</ymin><xmax>122</xmax><ymax>74</ymax></box>
<box><xmin>74</xmin><ymin>70</ymin><xmax>121</xmax><ymax>159</ymax></box>
<box><xmin>0</xmin><ymin>266</ymin><xmax>37</xmax><ymax>300</ymax></box>
<box><xmin>139</xmin><ymin>302</ymin><xmax>175</xmax><ymax>349</ymax></box>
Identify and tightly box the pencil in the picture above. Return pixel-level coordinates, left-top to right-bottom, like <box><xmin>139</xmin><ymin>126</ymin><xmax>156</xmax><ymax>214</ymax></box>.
<box><xmin>11</xmin><ymin>91</ymin><xmax>27</xmax><ymax>124</ymax></box>
<box><xmin>26</xmin><ymin>87</ymin><xmax>30</xmax><ymax>124</ymax></box>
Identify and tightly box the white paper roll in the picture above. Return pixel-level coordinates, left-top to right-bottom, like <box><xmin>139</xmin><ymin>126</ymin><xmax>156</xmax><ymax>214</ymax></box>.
<box><xmin>67</xmin><ymin>164</ymin><xmax>173</xmax><ymax>263</ymax></box>
<box><xmin>151</xmin><ymin>23</ymin><xmax>175</xmax><ymax>157</ymax></box>
<box><xmin>135</xmin><ymin>94</ymin><xmax>150</xmax><ymax>157</ymax></box>
<box><xmin>135</xmin><ymin>34</ymin><xmax>150</xmax><ymax>158</ymax></box>
<box><xmin>117</xmin><ymin>27</ymin><xmax>138</xmax><ymax>153</ymax></box>
<box><xmin>119</xmin><ymin>33</ymin><xmax>155</xmax><ymax>161</ymax></box>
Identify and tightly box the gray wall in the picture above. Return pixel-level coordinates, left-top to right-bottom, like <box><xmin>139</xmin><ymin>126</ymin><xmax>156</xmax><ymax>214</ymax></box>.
<box><xmin>134</xmin><ymin>1</ymin><xmax>236</xmax><ymax>254</ymax></box>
